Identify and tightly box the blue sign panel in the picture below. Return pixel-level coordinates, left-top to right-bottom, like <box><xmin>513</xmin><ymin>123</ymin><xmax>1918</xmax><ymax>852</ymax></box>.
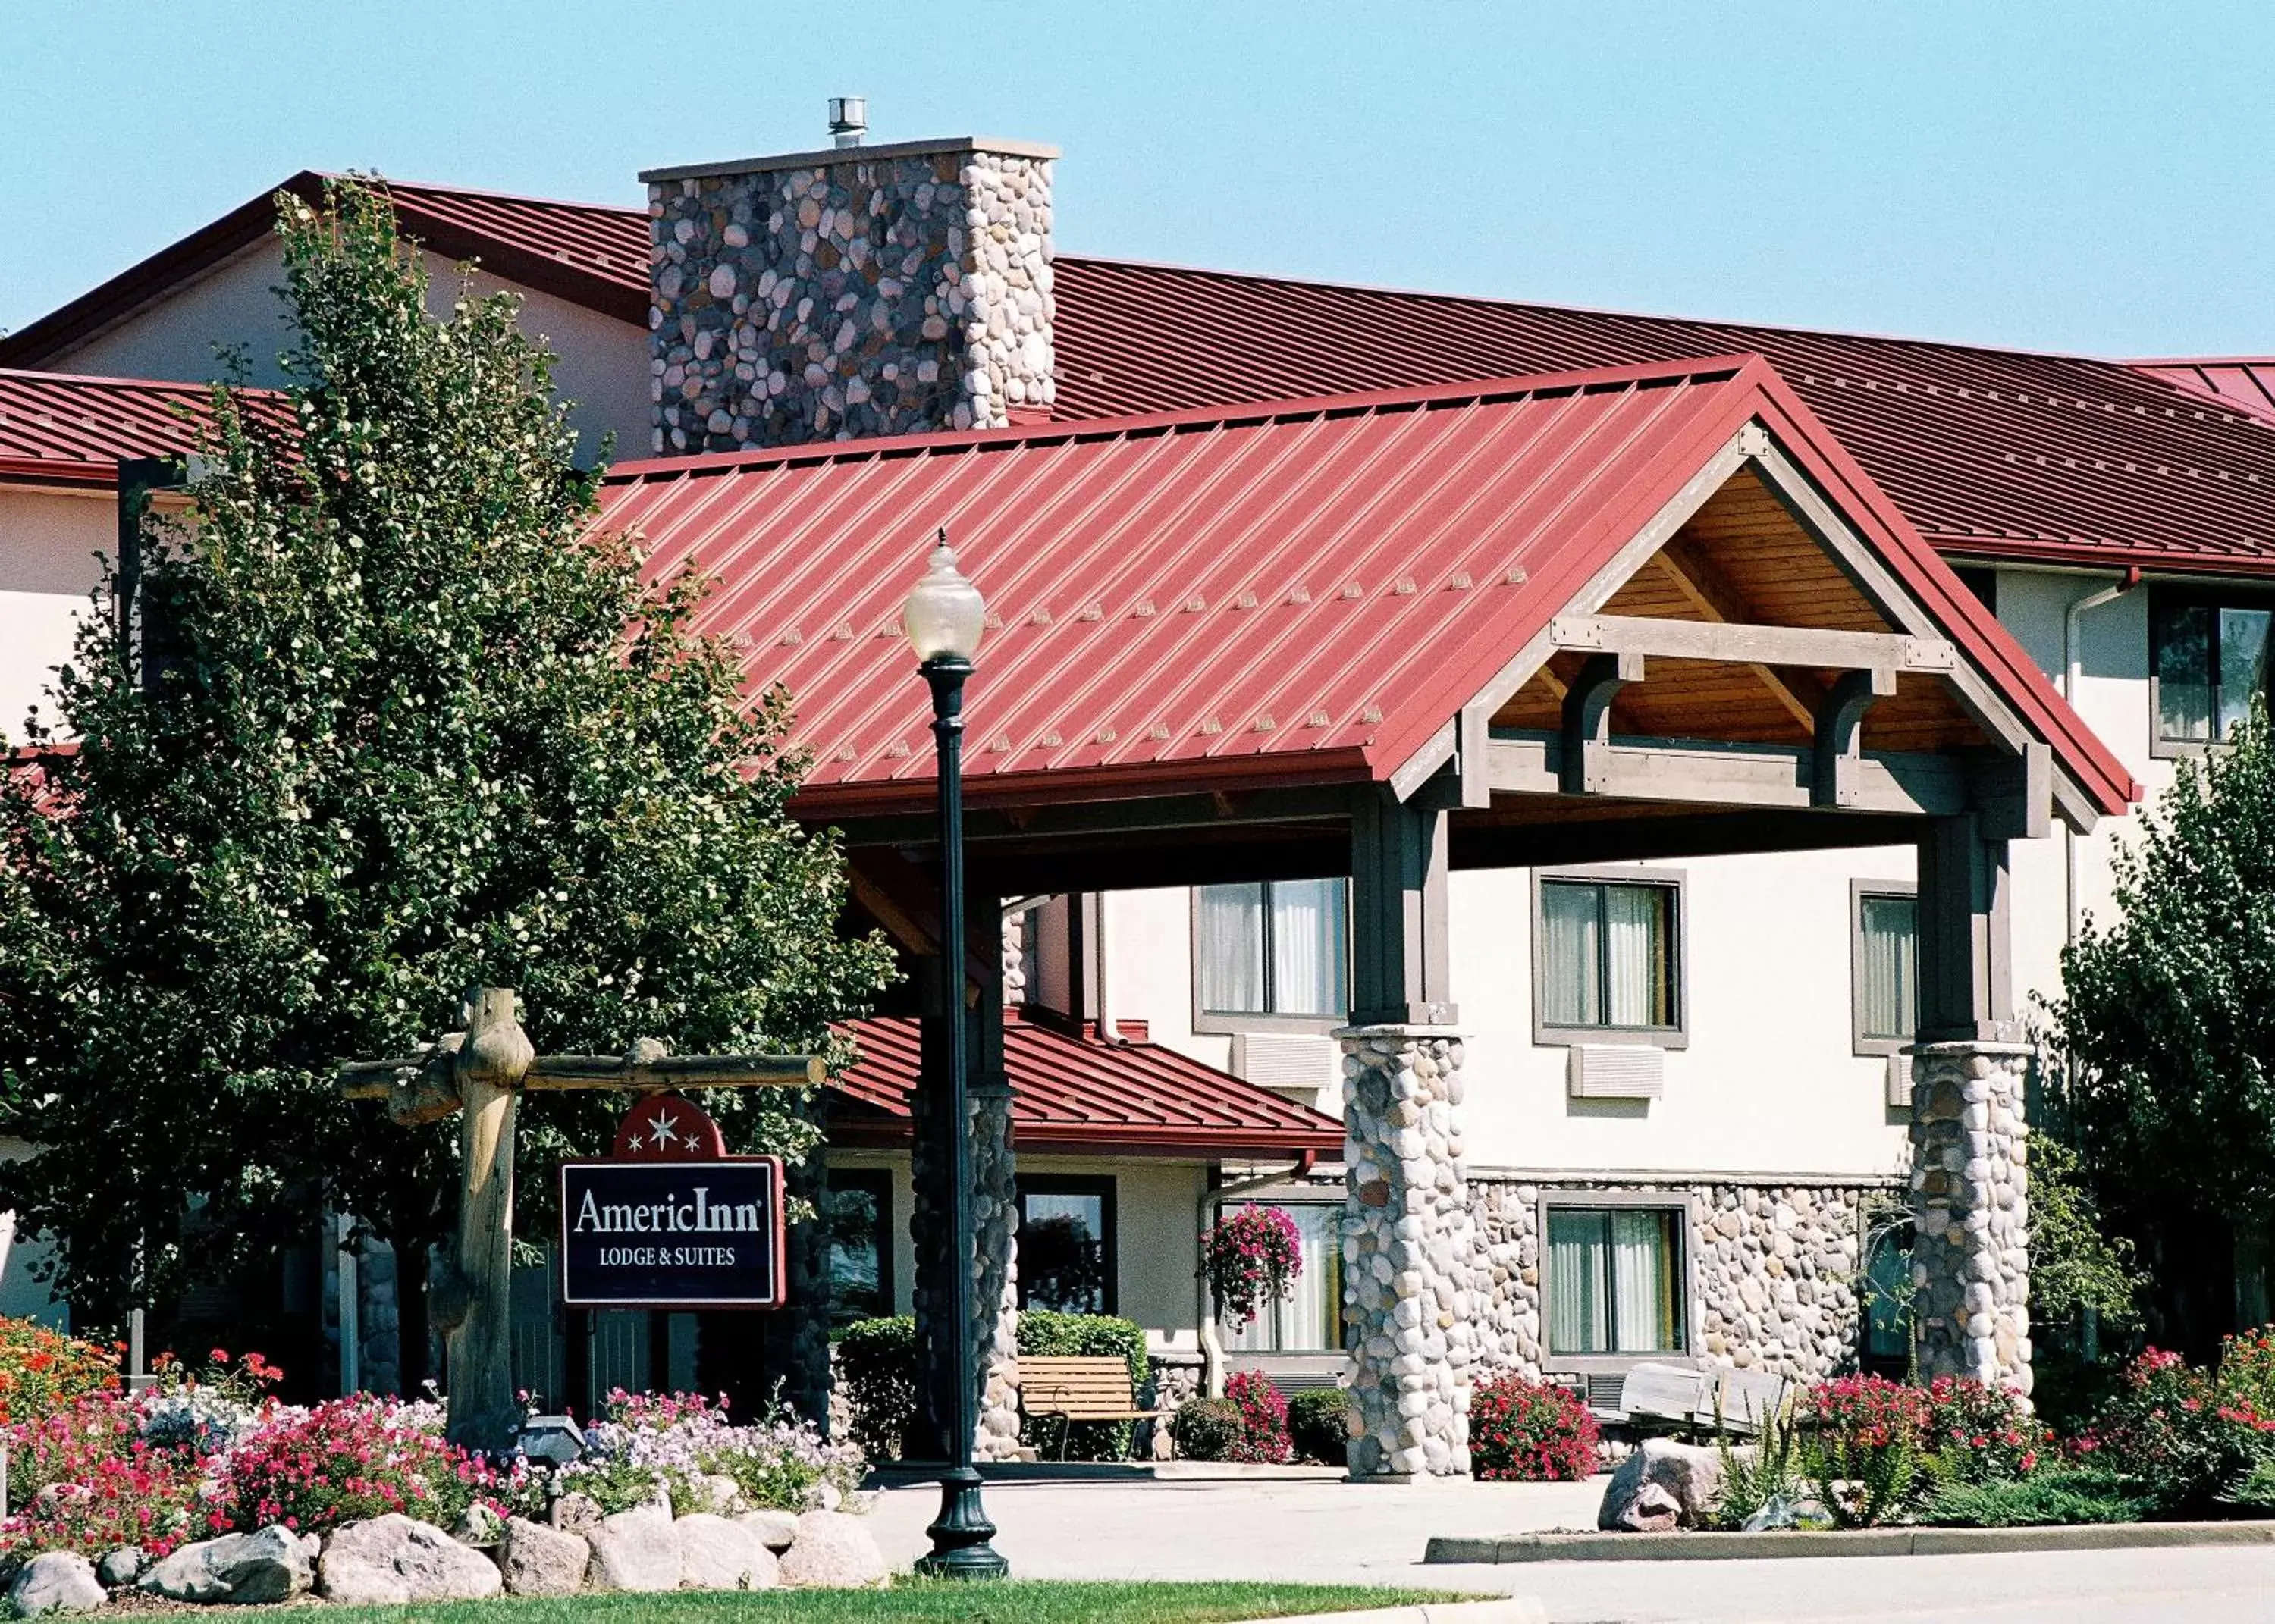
<box><xmin>558</xmin><ymin>1157</ymin><xmax>785</xmax><ymax>1309</ymax></box>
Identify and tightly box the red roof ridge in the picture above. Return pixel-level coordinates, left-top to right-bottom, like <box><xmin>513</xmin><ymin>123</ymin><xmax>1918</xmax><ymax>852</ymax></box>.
<box><xmin>602</xmin><ymin>353</ymin><xmax>1772</xmax><ymax>486</ymax></box>
<box><xmin>0</xmin><ymin>365</ymin><xmax>275</xmax><ymax>395</ymax></box>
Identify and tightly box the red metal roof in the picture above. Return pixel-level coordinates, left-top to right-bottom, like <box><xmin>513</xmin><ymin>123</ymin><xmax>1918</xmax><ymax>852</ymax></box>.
<box><xmin>830</xmin><ymin>1012</ymin><xmax>1343</xmax><ymax>1160</ymax></box>
<box><xmin>0</xmin><ymin>368</ymin><xmax>283</xmax><ymax>487</ymax></box>
<box><xmin>2132</xmin><ymin>359</ymin><xmax>2275</xmax><ymax>426</ymax></box>
<box><xmin>601</xmin><ymin>354</ymin><xmax>2137</xmax><ymax>821</ymax></box>
<box><xmin>1048</xmin><ymin>257</ymin><xmax>2275</xmax><ymax>575</ymax></box>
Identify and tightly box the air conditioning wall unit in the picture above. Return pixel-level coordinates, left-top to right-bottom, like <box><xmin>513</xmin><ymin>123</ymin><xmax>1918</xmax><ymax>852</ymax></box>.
<box><xmin>1566</xmin><ymin>1044</ymin><xmax>1665</xmax><ymax>1101</ymax></box>
<box><xmin>1884</xmin><ymin>1052</ymin><xmax>1914</xmax><ymax>1108</ymax></box>
<box><xmin>1229</xmin><ymin>1032</ymin><xmax>1343</xmax><ymax>1102</ymax></box>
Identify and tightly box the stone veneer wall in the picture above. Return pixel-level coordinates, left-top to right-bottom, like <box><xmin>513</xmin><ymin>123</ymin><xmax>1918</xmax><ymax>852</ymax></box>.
<box><xmin>645</xmin><ymin>140</ymin><xmax>1056</xmax><ymax>455</ymax></box>
<box><xmin>1908</xmin><ymin>1042</ymin><xmax>2032</xmax><ymax>1394</ymax></box>
<box><xmin>1470</xmin><ymin>1176</ymin><xmax>1889</xmax><ymax>1383</ymax></box>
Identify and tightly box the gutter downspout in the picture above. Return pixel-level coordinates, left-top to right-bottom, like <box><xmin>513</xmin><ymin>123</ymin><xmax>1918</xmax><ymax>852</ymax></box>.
<box><xmin>1196</xmin><ymin>1158</ymin><xmax>1313</xmax><ymax>1398</ymax></box>
<box><xmin>2063</xmin><ymin>568</ymin><xmax>2142</xmax><ymax>945</ymax></box>
<box><xmin>1094</xmin><ymin>892</ymin><xmax>1121</xmax><ymax>1043</ymax></box>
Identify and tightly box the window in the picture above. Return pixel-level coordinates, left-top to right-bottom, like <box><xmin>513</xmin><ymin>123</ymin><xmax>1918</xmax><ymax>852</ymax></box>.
<box><xmin>1852</xmin><ymin>884</ymin><xmax>1918</xmax><ymax>1055</ymax></box>
<box><xmin>1194</xmin><ymin>879</ymin><xmax>1348</xmax><ymax>1025</ymax></box>
<box><xmin>2154</xmin><ymin>592</ymin><xmax>2273</xmax><ymax>748</ymax></box>
<box><xmin>821</xmin><ymin>1170</ymin><xmax>893</xmax><ymax>1328</ymax></box>
<box><xmin>1544</xmin><ymin>1204</ymin><xmax>1686</xmax><ymax>1358</ymax></box>
<box><xmin>1860</xmin><ymin>1227</ymin><xmax>1911</xmax><ymax>1378</ymax></box>
<box><xmin>1950</xmin><ymin>566</ymin><xmax>1998</xmax><ymax>616</ymax></box>
<box><xmin>1017</xmin><ymin>1177</ymin><xmax>1115</xmax><ymax>1314</ymax></box>
<box><xmin>1534</xmin><ymin>871</ymin><xmax>1684</xmax><ymax>1042</ymax></box>
<box><xmin>1221</xmin><ymin>1203</ymin><xmax>1345</xmax><ymax>1353</ymax></box>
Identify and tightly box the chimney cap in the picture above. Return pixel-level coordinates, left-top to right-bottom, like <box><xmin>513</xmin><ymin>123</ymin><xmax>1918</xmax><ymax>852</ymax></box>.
<box><xmin>827</xmin><ymin>96</ymin><xmax>868</xmax><ymax>147</ymax></box>
<box><xmin>639</xmin><ymin>136</ymin><xmax>1059</xmax><ymax>186</ymax></box>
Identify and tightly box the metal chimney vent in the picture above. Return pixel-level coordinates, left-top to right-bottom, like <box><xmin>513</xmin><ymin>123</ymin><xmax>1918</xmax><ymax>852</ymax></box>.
<box><xmin>827</xmin><ymin>96</ymin><xmax>868</xmax><ymax>148</ymax></box>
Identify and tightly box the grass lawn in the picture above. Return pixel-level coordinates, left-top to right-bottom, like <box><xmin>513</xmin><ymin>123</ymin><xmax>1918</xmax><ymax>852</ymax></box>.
<box><xmin>236</xmin><ymin>1582</ymin><xmax>1476</xmax><ymax>1623</ymax></box>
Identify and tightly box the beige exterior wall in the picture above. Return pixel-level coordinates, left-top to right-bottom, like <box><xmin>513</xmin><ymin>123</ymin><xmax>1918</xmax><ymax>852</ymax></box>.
<box><xmin>45</xmin><ymin>243</ymin><xmax>649</xmax><ymax>466</ymax></box>
<box><xmin>0</xmin><ymin>487</ymin><xmax>114</xmax><ymax>741</ymax></box>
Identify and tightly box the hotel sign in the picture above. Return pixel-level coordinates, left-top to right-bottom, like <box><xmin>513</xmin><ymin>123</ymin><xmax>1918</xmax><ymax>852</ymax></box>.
<box><xmin>557</xmin><ymin>1156</ymin><xmax>786</xmax><ymax>1309</ymax></box>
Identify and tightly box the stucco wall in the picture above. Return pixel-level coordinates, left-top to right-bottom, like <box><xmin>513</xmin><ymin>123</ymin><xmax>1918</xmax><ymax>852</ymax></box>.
<box><xmin>0</xmin><ymin>488</ymin><xmax>113</xmax><ymax>741</ymax></box>
<box><xmin>46</xmin><ymin>243</ymin><xmax>648</xmax><ymax>466</ymax></box>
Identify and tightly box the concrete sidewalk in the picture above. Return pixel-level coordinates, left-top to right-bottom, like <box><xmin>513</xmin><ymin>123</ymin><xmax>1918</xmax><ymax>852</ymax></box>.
<box><xmin>864</xmin><ymin>1475</ymin><xmax>2275</xmax><ymax>1622</ymax></box>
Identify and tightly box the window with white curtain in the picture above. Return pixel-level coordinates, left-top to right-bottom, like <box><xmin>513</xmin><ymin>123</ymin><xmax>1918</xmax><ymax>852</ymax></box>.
<box><xmin>1538</xmin><ymin>876</ymin><xmax>1679</xmax><ymax>1033</ymax></box>
<box><xmin>1221</xmin><ymin>1203</ymin><xmax>1345</xmax><ymax>1353</ymax></box>
<box><xmin>2153</xmin><ymin>592</ymin><xmax>2274</xmax><ymax>749</ymax></box>
<box><xmin>1196</xmin><ymin>879</ymin><xmax>1348</xmax><ymax>1020</ymax></box>
<box><xmin>1545</xmin><ymin>1205</ymin><xmax>1684</xmax><ymax>1356</ymax></box>
<box><xmin>1854</xmin><ymin>889</ymin><xmax>1918</xmax><ymax>1052</ymax></box>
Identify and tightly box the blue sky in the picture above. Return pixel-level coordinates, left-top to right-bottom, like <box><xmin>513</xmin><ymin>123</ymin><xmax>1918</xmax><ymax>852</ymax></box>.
<box><xmin>4</xmin><ymin>1</ymin><xmax>2268</xmax><ymax>358</ymax></box>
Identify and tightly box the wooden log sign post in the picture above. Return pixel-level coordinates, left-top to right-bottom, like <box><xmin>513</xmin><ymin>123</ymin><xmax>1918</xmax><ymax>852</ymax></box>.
<box><xmin>337</xmin><ymin>988</ymin><xmax>821</xmax><ymax>1455</ymax></box>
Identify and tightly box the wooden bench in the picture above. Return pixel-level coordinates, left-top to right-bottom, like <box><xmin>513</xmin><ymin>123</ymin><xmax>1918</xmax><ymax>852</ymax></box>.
<box><xmin>1016</xmin><ymin>1356</ymin><xmax>1172</xmax><ymax>1460</ymax></box>
<box><xmin>1549</xmin><ymin>1361</ymin><xmax>1792</xmax><ymax>1437</ymax></box>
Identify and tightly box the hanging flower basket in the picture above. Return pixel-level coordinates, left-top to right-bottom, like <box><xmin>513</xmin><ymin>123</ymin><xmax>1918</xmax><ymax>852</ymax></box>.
<box><xmin>1203</xmin><ymin>1205</ymin><xmax>1304</xmax><ymax>1329</ymax></box>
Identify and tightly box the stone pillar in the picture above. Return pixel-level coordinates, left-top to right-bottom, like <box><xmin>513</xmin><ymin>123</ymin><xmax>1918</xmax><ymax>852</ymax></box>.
<box><xmin>1339</xmin><ymin>1025</ymin><xmax>1483</xmax><ymax>1480</ymax></box>
<box><xmin>642</xmin><ymin>136</ymin><xmax>1059</xmax><ymax>454</ymax></box>
<box><xmin>766</xmin><ymin>1107</ymin><xmax>834</xmax><ymax>1425</ymax></box>
<box><xmin>969</xmin><ymin>1083</ymin><xmax>1023</xmax><ymax>1462</ymax></box>
<box><xmin>1908</xmin><ymin>1042</ymin><xmax>2032</xmax><ymax>1394</ymax></box>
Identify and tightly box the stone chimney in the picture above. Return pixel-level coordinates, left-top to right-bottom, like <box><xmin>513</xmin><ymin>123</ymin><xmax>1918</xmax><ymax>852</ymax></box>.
<box><xmin>639</xmin><ymin>136</ymin><xmax>1059</xmax><ymax>455</ymax></box>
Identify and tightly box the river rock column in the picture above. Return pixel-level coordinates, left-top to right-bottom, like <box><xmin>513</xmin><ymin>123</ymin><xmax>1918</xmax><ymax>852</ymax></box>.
<box><xmin>968</xmin><ymin>1080</ymin><xmax>1023</xmax><ymax>1462</ymax></box>
<box><xmin>1907</xmin><ymin>1041</ymin><xmax>2032</xmax><ymax>1395</ymax></box>
<box><xmin>1340</xmin><ymin>1025</ymin><xmax>1482</xmax><ymax>1480</ymax></box>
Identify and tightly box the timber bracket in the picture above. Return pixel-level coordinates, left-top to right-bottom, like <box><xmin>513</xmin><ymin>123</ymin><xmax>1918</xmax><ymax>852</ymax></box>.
<box><xmin>1560</xmin><ymin>651</ymin><xmax>1646</xmax><ymax>794</ymax></box>
<box><xmin>1811</xmin><ymin>667</ymin><xmax>1898</xmax><ymax>809</ymax></box>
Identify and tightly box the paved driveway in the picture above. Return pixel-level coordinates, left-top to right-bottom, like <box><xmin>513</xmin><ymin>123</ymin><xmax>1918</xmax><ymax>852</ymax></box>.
<box><xmin>864</xmin><ymin>1475</ymin><xmax>2275</xmax><ymax>1622</ymax></box>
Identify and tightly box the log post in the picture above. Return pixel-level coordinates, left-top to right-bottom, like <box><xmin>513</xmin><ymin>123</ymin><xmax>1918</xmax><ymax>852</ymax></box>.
<box><xmin>446</xmin><ymin>988</ymin><xmax>532</xmax><ymax>1454</ymax></box>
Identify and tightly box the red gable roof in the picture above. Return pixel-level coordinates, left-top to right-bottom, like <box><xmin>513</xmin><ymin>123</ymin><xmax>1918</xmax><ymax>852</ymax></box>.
<box><xmin>830</xmin><ymin>1012</ymin><xmax>1343</xmax><ymax>1161</ymax></box>
<box><xmin>601</xmin><ymin>354</ymin><xmax>2137</xmax><ymax>821</ymax></box>
<box><xmin>2132</xmin><ymin>359</ymin><xmax>2275</xmax><ymax>426</ymax></box>
<box><xmin>1049</xmin><ymin>257</ymin><xmax>2275</xmax><ymax>575</ymax></box>
<box><xmin>0</xmin><ymin>368</ymin><xmax>283</xmax><ymax>487</ymax></box>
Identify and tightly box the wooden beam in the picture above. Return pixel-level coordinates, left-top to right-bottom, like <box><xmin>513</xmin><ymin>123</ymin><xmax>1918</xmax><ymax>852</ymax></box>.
<box><xmin>1812</xmin><ymin>667</ymin><xmax>1899</xmax><ymax>809</ymax></box>
<box><xmin>1559</xmin><ymin>651</ymin><xmax>1646</xmax><ymax>794</ymax></box>
<box><xmin>1549</xmin><ymin>613</ymin><xmax>1954</xmax><ymax>676</ymax></box>
<box><xmin>1489</xmin><ymin>731</ymin><xmax>1967</xmax><ymax>817</ymax></box>
<box><xmin>1348</xmin><ymin>788</ymin><xmax>1456</xmax><ymax>1026</ymax></box>
<box><xmin>1649</xmin><ymin>540</ymin><xmax>1821</xmax><ymax>732</ymax></box>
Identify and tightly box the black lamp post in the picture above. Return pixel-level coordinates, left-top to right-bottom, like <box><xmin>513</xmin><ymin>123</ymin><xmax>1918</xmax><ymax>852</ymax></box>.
<box><xmin>902</xmin><ymin>531</ymin><xmax>1009</xmax><ymax>1581</ymax></box>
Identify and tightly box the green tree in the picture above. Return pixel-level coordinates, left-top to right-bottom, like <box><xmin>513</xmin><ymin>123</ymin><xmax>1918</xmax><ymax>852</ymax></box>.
<box><xmin>2047</xmin><ymin>701</ymin><xmax>2275</xmax><ymax>1346</ymax></box>
<box><xmin>0</xmin><ymin>180</ymin><xmax>891</xmax><ymax>1378</ymax></box>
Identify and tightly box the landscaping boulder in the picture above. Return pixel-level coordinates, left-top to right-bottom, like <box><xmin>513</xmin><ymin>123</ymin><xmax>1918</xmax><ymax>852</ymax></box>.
<box><xmin>776</xmin><ymin>1510</ymin><xmax>888</xmax><ymax>1590</ymax></box>
<box><xmin>451</xmin><ymin>1502</ymin><xmax>505</xmax><ymax>1547</ymax></box>
<box><xmin>94</xmin><ymin>1549</ymin><xmax>144</xmax><ymax>1588</ymax></box>
<box><xmin>498</xmin><ymin>1517</ymin><xmax>589</xmax><ymax>1597</ymax></box>
<box><xmin>585</xmin><ymin>1503</ymin><xmax>681</xmax><ymax>1593</ymax></box>
<box><xmin>1613</xmin><ymin>1481</ymin><xmax>1684</xmax><ymax>1532</ymax></box>
<box><xmin>735</xmin><ymin>1510</ymin><xmax>800</xmax><ymax>1553</ymax></box>
<box><xmin>318</xmin><ymin>1515</ymin><xmax>504</xmax><ymax>1605</ymax></box>
<box><xmin>673</xmin><ymin>1513</ymin><xmax>777</xmax><ymax>1591</ymax></box>
<box><xmin>142</xmin><ymin>1525</ymin><xmax>312</xmax><ymax>1604</ymax></box>
<box><xmin>549</xmin><ymin>1492</ymin><xmax>604</xmax><ymax>1536</ymax></box>
<box><xmin>686</xmin><ymin>1475</ymin><xmax>746</xmax><ymax>1516</ymax></box>
<box><xmin>1597</xmin><ymin>1437</ymin><xmax>1733</xmax><ymax>1531</ymax></box>
<box><xmin>11</xmin><ymin>1553</ymin><xmax>105</xmax><ymax>1618</ymax></box>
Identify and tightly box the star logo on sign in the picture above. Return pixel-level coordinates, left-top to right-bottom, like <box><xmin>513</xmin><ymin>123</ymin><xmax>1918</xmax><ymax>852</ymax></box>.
<box><xmin>648</xmin><ymin>1109</ymin><xmax>682</xmax><ymax>1151</ymax></box>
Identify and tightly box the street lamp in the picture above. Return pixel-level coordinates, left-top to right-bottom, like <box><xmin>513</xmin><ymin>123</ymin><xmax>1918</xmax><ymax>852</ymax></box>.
<box><xmin>904</xmin><ymin>530</ymin><xmax>1009</xmax><ymax>1581</ymax></box>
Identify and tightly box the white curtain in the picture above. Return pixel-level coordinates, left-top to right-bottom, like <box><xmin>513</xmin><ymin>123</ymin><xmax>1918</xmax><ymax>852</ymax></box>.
<box><xmin>1541</xmin><ymin>883</ymin><xmax>1601</xmax><ymax>1027</ymax></box>
<box><xmin>2221</xmin><ymin>607</ymin><xmax>2273</xmax><ymax>741</ymax></box>
<box><xmin>1224</xmin><ymin>1205</ymin><xmax>1342</xmax><ymax>1352</ymax></box>
<box><xmin>1603</xmin><ymin>885</ymin><xmax>1667</xmax><ymax>1027</ymax></box>
<box><xmin>1858</xmin><ymin>895</ymin><xmax>1917</xmax><ymax>1042</ymax></box>
<box><xmin>1611</xmin><ymin>1210</ymin><xmax>1674</xmax><ymax>1352</ymax></box>
<box><xmin>1546</xmin><ymin>1211</ymin><xmax>1608</xmax><ymax>1353</ymax></box>
<box><xmin>1197</xmin><ymin>884</ymin><xmax>1266</xmax><ymax>1014</ymax></box>
<box><xmin>1270</xmin><ymin>879</ymin><xmax>1347</xmax><ymax>1017</ymax></box>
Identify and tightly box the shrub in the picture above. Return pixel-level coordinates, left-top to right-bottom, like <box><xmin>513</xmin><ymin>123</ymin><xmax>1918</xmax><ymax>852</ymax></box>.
<box><xmin>1170</xmin><ymin>1398</ymin><xmax>1243</xmax><ymax>1462</ymax></box>
<box><xmin>1018</xmin><ymin>1310</ymin><xmax>1149</xmax><ymax>1462</ymax></box>
<box><xmin>1710</xmin><ymin>1396</ymin><xmax>1806</xmax><ymax>1529</ymax></box>
<box><xmin>220</xmin><ymin>1395</ymin><xmax>512</xmax><ymax>1532</ymax></box>
<box><xmin>1203</xmin><ymin>1206</ymin><xmax>1304</xmax><ymax>1329</ymax></box>
<box><xmin>1222</xmin><ymin>1371</ymin><xmax>1292</xmax><ymax>1464</ymax></box>
<box><xmin>1287</xmin><ymin>1387</ymin><xmax>1349</xmax><ymax>1466</ymax></box>
<box><xmin>0</xmin><ymin>1319</ymin><xmax>119</xmax><ymax>1428</ymax></box>
<box><xmin>1796</xmin><ymin>1375</ymin><xmax>1929</xmax><ymax>1527</ymax></box>
<box><xmin>1916</xmin><ymin>1376</ymin><xmax>2045</xmax><ymax>1484</ymax></box>
<box><xmin>2070</xmin><ymin>1347</ymin><xmax>2275</xmax><ymax>1515</ymax></box>
<box><xmin>2217</xmin><ymin>1325</ymin><xmax>2275</xmax><ymax>1410</ymax></box>
<box><xmin>1918</xmin><ymin>1469</ymin><xmax>2155</xmax><ymax>1528</ymax></box>
<box><xmin>835</xmin><ymin>1315</ymin><xmax>918</xmax><ymax>1462</ymax></box>
<box><xmin>137</xmin><ymin>1347</ymin><xmax>285</xmax><ymax>1457</ymax></box>
<box><xmin>566</xmin><ymin>1390</ymin><xmax>861</xmax><ymax>1513</ymax></box>
<box><xmin>1469</xmin><ymin>1374</ymin><xmax>1599</xmax><ymax>1482</ymax></box>
<box><xmin>0</xmin><ymin>1393</ymin><xmax>206</xmax><ymax>1558</ymax></box>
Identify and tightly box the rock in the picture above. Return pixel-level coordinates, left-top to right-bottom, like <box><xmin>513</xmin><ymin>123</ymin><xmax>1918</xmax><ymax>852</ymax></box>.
<box><xmin>142</xmin><ymin>1525</ymin><xmax>312</xmax><ymax>1604</ymax></box>
<box><xmin>1614</xmin><ymin>1481</ymin><xmax>1683</xmax><ymax>1532</ymax></box>
<box><xmin>673</xmin><ymin>1513</ymin><xmax>777</xmax><ymax>1591</ymax></box>
<box><xmin>734</xmin><ymin>1510</ymin><xmax>800</xmax><ymax>1553</ymax></box>
<box><xmin>549</xmin><ymin>1491</ymin><xmax>604</xmax><ymax>1536</ymax></box>
<box><xmin>776</xmin><ymin>1510</ymin><xmax>888</xmax><ymax>1590</ymax></box>
<box><xmin>95</xmin><ymin>1548</ymin><xmax>144</xmax><ymax>1588</ymax></box>
<box><xmin>11</xmin><ymin>1553</ymin><xmax>105</xmax><ymax>1617</ymax></box>
<box><xmin>499</xmin><ymin>1517</ymin><xmax>588</xmax><ymax>1597</ymax></box>
<box><xmin>298</xmin><ymin>1534</ymin><xmax>321</xmax><ymax>1565</ymax></box>
<box><xmin>1597</xmin><ymin>1437</ymin><xmax>1732</xmax><ymax>1532</ymax></box>
<box><xmin>585</xmin><ymin>1503</ymin><xmax>681</xmax><ymax>1593</ymax></box>
<box><xmin>686</xmin><ymin>1475</ymin><xmax>746</xmax><ymax>1516</ymax></box>
<box><xmin>318</xmin><ymin>1516</ymin><xmax>504</xmax><ymax>1605</ymax></box>
<box><xmin>452</xmin><ymin>1502</ymin><xmax>505</xmax><ymax>1547</ymax></box>
<box><xmin>802</xmin><ymin>1478</ymin><xmax>844</xmax><ymax>1513</ymax></box>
